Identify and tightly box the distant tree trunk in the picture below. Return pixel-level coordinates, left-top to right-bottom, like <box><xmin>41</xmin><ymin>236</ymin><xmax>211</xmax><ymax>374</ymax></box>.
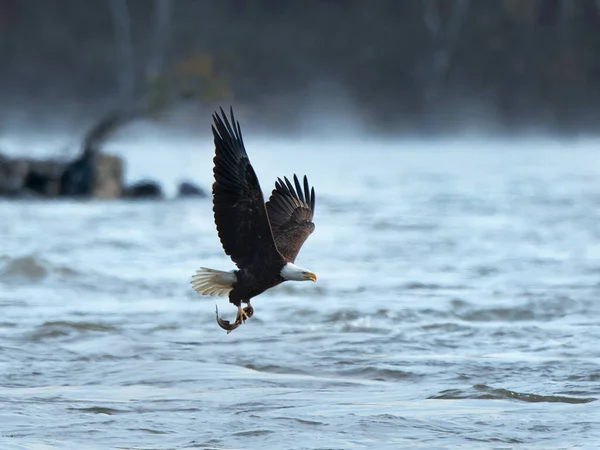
<box><xmin>109</xmin><ymin>0</ymin><xmax>136</xmax><ymax>104</ymax></box>
<box><xmin>420</xmin><ymin>0</ymin><xmax>470</xmax><ymax>107</ymax></box>
<box><xmin>107</xmin><ymin>0</ymin><xmax>173</xmax><ymax>111</ymax></box>
<box><xmin>558</xmin><ymin>0</ymin><xmax>574</xmax><ymax>43</ymax></box>
<box><xmin>537</xmin><ymin>0</ymin><xmax>561</xmax><ymax>26</ymax></box>
<box><xmin>147</xmin><ymin>0</ymin><xmax>172</xmax><ymax>81</ymax></box>
<box><xmin>504</xmin><ymin>0</ymin><xmax>539</xmax><ymax>125</ymax></box>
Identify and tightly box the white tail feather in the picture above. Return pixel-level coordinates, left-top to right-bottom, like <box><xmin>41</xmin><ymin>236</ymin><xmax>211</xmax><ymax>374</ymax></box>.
<box><xmin>191</xmin><ymin>268</ymin><xmax>236</xmax><ymax>297</ymax></box>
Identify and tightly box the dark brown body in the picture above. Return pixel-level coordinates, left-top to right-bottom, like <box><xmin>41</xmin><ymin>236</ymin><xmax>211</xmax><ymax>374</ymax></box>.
<box><xmin>230</xmin><ymin>264</ymin><xmax>285</xmax><ymax>306</ymax></box>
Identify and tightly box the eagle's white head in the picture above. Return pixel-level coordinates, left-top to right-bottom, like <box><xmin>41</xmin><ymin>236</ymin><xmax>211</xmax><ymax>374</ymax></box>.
<box><xmin>280</xmin><ymin>262</ymin><xmax>317</xmax><ymax>282</ymax></box>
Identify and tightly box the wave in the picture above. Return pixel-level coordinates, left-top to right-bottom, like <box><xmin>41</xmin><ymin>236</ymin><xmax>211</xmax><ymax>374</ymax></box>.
<box><xmin>451</xmin><ymin>297</ymin><xmax>578</xmax><ymax>322</ymax></box>
<box><xmin>243</xmin><ymin>363</ymin><xmax>312</xmax><ymax>376</ymax></box>
<box><xmin>66</xmin><ymin>406</ymin><xmax>126</xmax><ymax>415</ymax></box>
<box><xmin>0</xmin><ymin>254</ymin><xmax>80</xmax><ymax>282</ymax></box>
<box><xmin>0</xmin><ymin>255</ymin><xmax>48</xmax><ymax>280</ymax></box>
<box><xmin>243</xmin><ymin>359</ymin><xmax>421</xmax><ymax>383</ymax></box>
<box><xmin>429</xmin><ymin>384</ymin><xmax>596</xmax><ymax>404</ymax></box>
<box><xmin>337</xmin><ymin>366</ymin><xmax>421</xmax><ymax>381</ymax></box>
<box><xmin>28</xmin><ymin>321</ymin><xmax>120</xmax><ymax>341</ymax></box>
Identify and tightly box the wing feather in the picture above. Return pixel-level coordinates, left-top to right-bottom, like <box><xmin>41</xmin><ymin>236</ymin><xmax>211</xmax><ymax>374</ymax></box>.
<box><xmin>211</xmin><ymin>107</ymin><xmax>282</xmax><ymax>268</ymax></box>
<box><xmin>265</xmin><ymin>174</ymin><xmax>316</xmax><ymax>262</ymax></box>
<box><xmin>294</xmin><ymin>175</ymin><xmax>305</xmax><ymax>203</ymax></box>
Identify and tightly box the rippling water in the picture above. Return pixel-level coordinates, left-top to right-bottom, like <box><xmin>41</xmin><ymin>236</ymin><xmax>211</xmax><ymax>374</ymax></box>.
<box><xmin>1</xmin><ymin>138</ymin><xmax>599</xmax><ymax>449</ymax></box>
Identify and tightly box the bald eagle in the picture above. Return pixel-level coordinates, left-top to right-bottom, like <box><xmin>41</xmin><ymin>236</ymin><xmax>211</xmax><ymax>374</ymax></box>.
<box><xmin>191</xmin><ymin>108</ymin><xmax>317</xmax><ymax>333</ymax></box>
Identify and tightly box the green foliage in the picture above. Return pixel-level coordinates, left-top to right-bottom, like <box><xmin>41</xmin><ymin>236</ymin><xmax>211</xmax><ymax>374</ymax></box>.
<box><xmin>147</xmin><ymin>75</ymin><xmax>169</xmax><ymax>114</ymax></box>
<box><xmin>145</xmin><ymin>52</ymin><xmax>233</xmax><ymax>115</ymax></box>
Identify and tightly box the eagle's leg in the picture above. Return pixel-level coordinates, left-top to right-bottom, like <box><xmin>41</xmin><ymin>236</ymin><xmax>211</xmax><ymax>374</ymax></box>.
<box><xmin>233</xmin><ymin>302</ymin><xmax>253</xmax><ymax>324</ymax></box>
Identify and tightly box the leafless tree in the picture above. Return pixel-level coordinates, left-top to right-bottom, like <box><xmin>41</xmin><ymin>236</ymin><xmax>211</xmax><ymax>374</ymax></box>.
<box><xmin>109</xmin><ymin>0</ymin><xmax>136</xmax><ymax>104</ymax></box>
<box><xmin>420</xmin><ymin>0</ymin><xmax>470</xmax><ymax>106</ymax></box>
<box><xmin>90</xmin><ymin>0</ymin><xmax>174</xmax><ymax>151</ymax></box>
<box><xmin>63</xmin><ymin>0</ymin><xmax>174</xmax><ymax>197</ymax></box>
<box><xmin>147</xmin><ymin>0</ymin><xmax>172</xmax><ymax>81</ymax></box>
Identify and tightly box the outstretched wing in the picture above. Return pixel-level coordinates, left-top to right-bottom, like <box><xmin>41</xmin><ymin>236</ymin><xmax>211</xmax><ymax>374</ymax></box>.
<box><xmin>265</xmin><ymin>175</ymin><xmax>315</xmax><ymax>262</ymax></box>
<box><xmin>211</xmin><ymin>107</ymin><xmax>282</xmax><ymax>268</ymax></box>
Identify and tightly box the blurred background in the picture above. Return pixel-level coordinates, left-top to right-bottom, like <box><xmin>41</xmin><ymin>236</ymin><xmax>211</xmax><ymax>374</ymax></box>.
<box><xmin>2</xmin><ymin>0</ymin><xmax>600</xmax><ymax>137</ymax></box>
<box><xmin>1</xmin><ymin>1</ymin><xmax>600</xmax><ymax>449</ymax></box>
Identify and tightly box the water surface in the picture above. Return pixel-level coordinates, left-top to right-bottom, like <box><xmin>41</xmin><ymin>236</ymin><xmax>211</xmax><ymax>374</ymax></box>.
<box><xmin>1</xmin><ymin>139</ymin><xmax>599</xmax><ymax>449</ymax></box>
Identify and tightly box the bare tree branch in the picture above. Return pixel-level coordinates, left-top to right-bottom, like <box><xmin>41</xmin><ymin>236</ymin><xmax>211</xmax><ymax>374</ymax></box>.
<box><xmin>420</xmin><ymin>0</ymin><xmax>471</xmax><ymax>105</ymax></box>
<box><xmin>81</xmin><ymin>109</ymin><xmax>137</xmax><ymax>157</ymax></box>
<box><xmin>447</xmin><ymin>0</ymin><xmax>469</xmax><ymax>45</ymax></box>
<box><xmin>147</xmin><ymin>0</ymin><xmax>173</xmax><ymax>80</ymax></box>
<box><xmin>424</xmin><ymin>0</ymin><xmax>441</xmax><ymax>35</ymax></box>
<box><xmin>109</xmin><ymin>0</ymin><xmax>136</xmax><ymax>103</ymax></box>
<box><xmin>559</xmin><ymin>0</ymin><xmax>574</xmax><ymax>45</ymax></box>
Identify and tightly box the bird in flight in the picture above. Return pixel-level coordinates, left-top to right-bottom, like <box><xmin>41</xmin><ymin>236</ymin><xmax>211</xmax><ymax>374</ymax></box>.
<box><xmin>191</xmin><ymin>108</ymin><xmax>317</xmax><ymax>333</ymax></box>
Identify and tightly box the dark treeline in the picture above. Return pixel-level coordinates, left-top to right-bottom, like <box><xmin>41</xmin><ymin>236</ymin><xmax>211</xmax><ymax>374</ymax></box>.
<box><xmin>2</xmin><ymin>0</ymin><xmax>600</xmax><ymax>135</ymax></box>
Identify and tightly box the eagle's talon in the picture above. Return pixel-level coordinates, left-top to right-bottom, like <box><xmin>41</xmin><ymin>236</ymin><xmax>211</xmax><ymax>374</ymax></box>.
<box><xmin>243</xmin><ymin>304</ymin><xmax>254</xmax><ymax>320</ymax></box>
<box><xmin>235</xmin><ymin>303</ymin><xmax>254</xmax><ymax>324</ymax></box>
<box><xmin>237</xmin><ymin>307</ymin><xmax>247</xmax><ymax>323</ymax></box>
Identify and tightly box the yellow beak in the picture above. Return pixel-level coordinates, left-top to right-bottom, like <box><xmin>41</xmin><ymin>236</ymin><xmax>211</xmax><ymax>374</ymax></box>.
<box><xmin>303</xmin><ymin>272</ymin><xmax>317</xmax><ymax>282</ymax></box>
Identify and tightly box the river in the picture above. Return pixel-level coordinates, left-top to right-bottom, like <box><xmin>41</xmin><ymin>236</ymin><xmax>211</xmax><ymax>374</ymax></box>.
<box><xmin>0</xmin><ymin>135</ymin><xmax>599</xmax><ymax>449</ymax></box>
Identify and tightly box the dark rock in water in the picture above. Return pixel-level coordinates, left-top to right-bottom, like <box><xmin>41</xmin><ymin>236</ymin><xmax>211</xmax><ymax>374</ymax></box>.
<box><xmin>1</xmin><ymin>154</ymin><xmax>64</xmax><ymax>198</ymax></box>
<box><xmin>60</xmin><ymin>108</ymin><xmax>130</xmax><ymax>198</ymax></box>
<box><xmin>59</xmin><ymin>153</ymin><xmax>93</xmax><ymax>197</ymax></box>
<box><xmin>25</xmin><ymin>160</ymin><xmax>64</xmax><ymax>197</ymax></box>
<box><xmin>60</xmin><ymin>152</ymin><xmax>124</xmax><ymax>198</ymax></box>
<box><xmin>0</xmin><ymin>155</ymin><xmax>29</xmax><ymax>196</ymax></box>
<box><xmin>92</xmin><ymin>154</ymin><xmax>123</xmax><ymax>199</ymax></box>
<box><xmin>1</xmin><ymin>151</ymin><xmax>123</xmax><ymax>199</ymax></box>
<box><xmin>0</xmin><ymin>255</ymin><xmax>48</xmax><ymax>281</ymax></box>
<box><xmin>123</xmin><ymin>180</ymin><xmax>164</xmax><ymax>199</ymax></box>
<box><xmin>177</xmin><ymin>181</ymin><xmax>207</xmax><ymax>198</ymax></box>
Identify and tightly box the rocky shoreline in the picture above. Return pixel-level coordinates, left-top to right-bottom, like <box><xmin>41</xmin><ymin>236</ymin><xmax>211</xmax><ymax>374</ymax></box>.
<box><xmin>0</xmin><ymin>110</ymin><xmax>207</xmax><ymax>200</ymax></box>
<box><xmin>0</xmin><ymin>152</ymin><xmax>207</xmax><ymax>200</ymax></box>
